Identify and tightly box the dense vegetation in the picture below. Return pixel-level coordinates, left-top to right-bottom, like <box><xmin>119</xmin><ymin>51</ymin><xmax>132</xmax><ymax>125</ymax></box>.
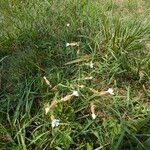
<box><xmin>0</xmin><ymin>0</ymin><xmax>150</xmax><ymax>149</ymax></box>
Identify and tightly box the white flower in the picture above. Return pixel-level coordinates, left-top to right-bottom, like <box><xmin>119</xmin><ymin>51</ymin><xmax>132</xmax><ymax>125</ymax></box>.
<box><xmin>85</xmin><ymin>61</ymin><xmax>94</xmax><ymax>68</ymax></box>
<box><xmin>79</xmin><ymin>85</ymin><xmax>85</xmax><ymax>88</ymax></box>
<box><xmin>52</xmin><ymin>119</ymin><xmax>60</xmax><ymax>128</ymax></box>
<box><xmin>89</xmin><ymin>76</ymin><xmax>93</xmax><ymax>80</ymax></box>
<box><xmin>66</xmin><ymin>23</ymin><xmax>70</xmax><ymax>27</ymax></box>
<box><xmin>84</xmin><ymin>76</ymin><xmax>93</xmax><ymax>80</ymax></box>
<box><xmin>66</xmin><ymin>43</ymin><xmax>70</xmax><ymax>47</ymax></box>
<box><xmin>107</xmin><ymin>88</ymin><xmax>114</xmax><ymax>95</ymax></box>
<box><xmin>72</xmin><ymin>90</ymin><xmax>79</xmax><ymax>97</ymax></box>
<box><xmin>91</xmin><ymin>113</ymin><xmax>97</xmax><ymax>119</ymax></box>
<box><xmin>89</xmin><ymin>61</ymin><xmax>94</xmax><ymax>68</ymax></box>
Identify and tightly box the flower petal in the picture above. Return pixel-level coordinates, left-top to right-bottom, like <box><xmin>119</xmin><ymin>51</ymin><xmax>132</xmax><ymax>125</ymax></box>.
<box><xmin>72</xmin><ymin>90</ymin><xmax>79</xmax><ymax>97</ymax></box>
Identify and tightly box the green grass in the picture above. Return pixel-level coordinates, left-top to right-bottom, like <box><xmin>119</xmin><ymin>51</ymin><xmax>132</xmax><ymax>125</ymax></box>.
<box><xmin>0</xmin><ymin>0</ymin><xmax>150</xmax><ymax>149</ymax></box>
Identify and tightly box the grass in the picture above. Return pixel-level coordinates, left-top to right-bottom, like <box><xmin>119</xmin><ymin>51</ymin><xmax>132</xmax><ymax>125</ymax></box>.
<box><xmin>0</xmin><ymin>0</ymin><xmax>150</xmax><ymax>149</ymax></box>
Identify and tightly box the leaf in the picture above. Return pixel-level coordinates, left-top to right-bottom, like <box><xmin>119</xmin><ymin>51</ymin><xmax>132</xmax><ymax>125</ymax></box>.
<box><xmin>87</xmin><ymin>143</ymin><xmax>93</xmax><ymax>150</ymax></box>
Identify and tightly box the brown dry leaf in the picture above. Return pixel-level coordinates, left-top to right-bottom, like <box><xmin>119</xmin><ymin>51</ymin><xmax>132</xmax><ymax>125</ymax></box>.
<box><xmin>45</xmin><ymin>100</ymin><xmax>58</xmax><ymax>115</ymax></box>
<box><xmin>51</xmin><ymin>85</ymin><xmax>58</xmax><ymax>91</ymax></box>
<box><xmin>98</xmin><ymin>112</ymin><xmax>113</xmax><ymax>120</ymax></box>
<box><xmin>90</xmin><ymin>103</ymin><xmax>96</xmax><ymax>114</ymax></box>
<box><xmin>49</xmin><ymin>100</ymin><xmax>58</xmax><ymax>109</ymax></box>
<box><xmin>60</xmin><ymin>94</ymin><xmax>72</xmax><ymax>102</ymax></box>
<box><xmin>89</xmin><ymin>88</ymin><xmax>100</xmax><ymax>94</ymax></box>
<box><xmin>45</xmin><ymin>103</ymin><xmax>50</xmax><ymax>114</ymax></box>
<box><xmin>43</xmin><ymin>76</ymin><xmax>52</xmax><ymax>87</ymax></box>
<box><xmin>89</xmin><ymin>88</ymin><xmax>107</xmax><ymax>96</ymax></box>
<box><xmin>118</xmin><ymin>88</ymin><xmax>126</xmax><ymax>95</ymax></box>
<box><xmin>65</xmin><ymin>55</ymin><xmax>92</xmax><ymax>65</ymax></box>
<box><xmin>50</xmin><ymin>115</ymin><xmax>55</xmax><ymax>120</ymax></box>
<box><xmin>90</xmin><ymin>103</ymin><xmax>97</xmax><ymax>119</ymax></box>
<box><xmin>67</xmin><ymin>42</ymin><xmax>80</xmax><ymax>47</ymax></box>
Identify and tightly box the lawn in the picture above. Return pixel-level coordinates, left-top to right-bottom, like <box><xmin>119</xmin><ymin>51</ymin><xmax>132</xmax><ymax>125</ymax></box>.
<box><xmin>0</xmin><ymin>0</ymin><xmax>150</xmax><ymax>149</ymax></box>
